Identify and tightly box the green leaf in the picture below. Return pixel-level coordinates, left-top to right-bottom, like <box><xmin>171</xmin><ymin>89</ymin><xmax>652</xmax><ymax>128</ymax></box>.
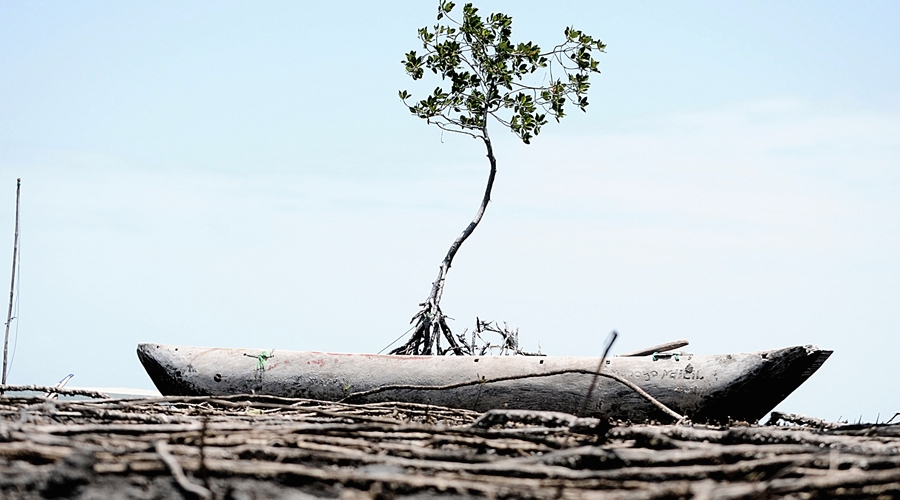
<box><xmin>399</xmin><ymin>2</ymin><xmax>603</xmax><ymax>142</ymax></box>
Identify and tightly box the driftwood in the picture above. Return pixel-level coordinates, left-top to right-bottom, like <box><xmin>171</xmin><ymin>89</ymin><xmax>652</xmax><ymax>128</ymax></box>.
<box><xmin>0</xmin><ymin>384</ymin><xmax>109</xmax><ymax>398</ymax></box>
<box><xmin>619</xmin><ymin>339</ymin><xmax>690</xmax><ymax>357</ymax></box>
<box><xmin>765</xmin><ymin>411</ymin><xmax>841</xmax><ymax>430</ymax></box>
<box><xmin>0</xmin><ymin>395</ymin><xmax>898</xmax><ymax>499</ymax></box>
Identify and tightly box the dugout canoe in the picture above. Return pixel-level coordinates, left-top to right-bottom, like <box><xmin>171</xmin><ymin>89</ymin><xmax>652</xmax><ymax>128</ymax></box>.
<box><xmin>137</xmin><ymin>343</ymin><xmax>831</xmax><ymax>423</ymax></box>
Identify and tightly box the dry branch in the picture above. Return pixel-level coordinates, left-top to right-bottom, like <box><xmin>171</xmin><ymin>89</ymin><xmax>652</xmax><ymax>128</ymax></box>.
<box><xmin>340</xmin><ymin>367</ymin><xmax>685</xmax><ymax>422</ymax></box>
<box><xmin>0</xmin><ymin>395</ymin><xmax>898</xmax><ymax>499</ymax></box>
<box><xmin>155</xmin><ymin>440</ymin><xmax>212</xmax><ymax>499</ymax></box>
<box><xmin>619</xmin><ymin>340</ymin><xmax>689</xmax><ymax>357</ymax></box>
<box><xmin>0</xmin><ymin>384</ymin><xmax>109</xmax><ymax>398</ymax></box>
<box><xmin>766</xmin><ymin>411</ymin><xmax>840</xmax><ymax>429</ymax></box>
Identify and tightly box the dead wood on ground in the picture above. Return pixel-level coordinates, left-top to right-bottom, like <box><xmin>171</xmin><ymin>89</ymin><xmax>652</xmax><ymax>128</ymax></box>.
<box><xmin>0</xmin><ymin>395</ymin><xmax>898</xmax><ymax>499</ymax></box>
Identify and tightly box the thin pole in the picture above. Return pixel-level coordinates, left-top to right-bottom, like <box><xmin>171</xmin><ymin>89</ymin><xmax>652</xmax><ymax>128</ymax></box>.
<box><xmin>577</xmin><ymin>330</ymin><xmax>618</xmax><ymax>418</ymax></box>
<box><xmin>3</xmin><ymin>178</ymin><xmax>21</xmax><ymax>385</ymax></box>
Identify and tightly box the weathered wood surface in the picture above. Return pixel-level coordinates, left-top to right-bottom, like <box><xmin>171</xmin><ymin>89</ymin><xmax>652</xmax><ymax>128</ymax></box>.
<box><xmin>1</xmin><ymin>395</ymin><xmax>898</xmax><ymax>499</ymax></box>
<box><xmin>138</xmin><ymin>343</ymin><xmax>832</xmax><ymax>423</ymax></box>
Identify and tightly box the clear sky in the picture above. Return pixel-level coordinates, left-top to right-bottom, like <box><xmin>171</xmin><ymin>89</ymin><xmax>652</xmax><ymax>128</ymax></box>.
<box><xmin>1</xmin><ymin>1</ymin><xmax>898</xmax><ymax>421</ymax></box>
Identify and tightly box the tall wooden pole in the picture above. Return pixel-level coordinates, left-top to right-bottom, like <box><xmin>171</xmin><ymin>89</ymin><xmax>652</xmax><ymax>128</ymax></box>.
<box><xmin>3</xmin><ymin>178</ymin><xmax>21</xmax><ymax>385</ymax></box>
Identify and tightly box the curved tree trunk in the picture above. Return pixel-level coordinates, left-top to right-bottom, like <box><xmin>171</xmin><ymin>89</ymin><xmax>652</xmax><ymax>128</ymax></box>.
<box><xmin>392</xmin><ymin>130</ymin><xmax>497</xmax><ymax>355</ymax></box>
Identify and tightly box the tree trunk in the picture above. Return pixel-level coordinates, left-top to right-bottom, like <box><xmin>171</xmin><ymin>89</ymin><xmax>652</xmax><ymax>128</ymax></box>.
<box><xmin>392</xmin><ymin>131</ymin><xmax>497</xmax><ymax>355</ymax></box>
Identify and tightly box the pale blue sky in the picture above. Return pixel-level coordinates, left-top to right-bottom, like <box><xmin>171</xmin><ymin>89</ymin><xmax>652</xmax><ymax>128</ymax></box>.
<box><xmin>1</xmin><ymin>1</ymin><xmax>898</xmax><ymax>421</ymax></box>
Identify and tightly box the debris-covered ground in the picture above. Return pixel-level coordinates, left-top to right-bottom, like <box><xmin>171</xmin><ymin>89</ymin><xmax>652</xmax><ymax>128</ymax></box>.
<box><xmin>1</xmin><ymin>395</ymin><xmax>898</xmax><ymax>499</ymax></box>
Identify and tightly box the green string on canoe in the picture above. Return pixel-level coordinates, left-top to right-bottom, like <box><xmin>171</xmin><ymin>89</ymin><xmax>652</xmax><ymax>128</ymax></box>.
<box><xmin>246</xmin><ymin>350</ymin><xmax>274</xmax><ymax>370</ymax></box>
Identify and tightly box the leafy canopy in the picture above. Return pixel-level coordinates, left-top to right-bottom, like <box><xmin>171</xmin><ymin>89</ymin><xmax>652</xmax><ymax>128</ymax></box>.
<box><xmin>400</xmin><ymin>1</ymin><xmax>606</xmax><ymax>144</ymax></box>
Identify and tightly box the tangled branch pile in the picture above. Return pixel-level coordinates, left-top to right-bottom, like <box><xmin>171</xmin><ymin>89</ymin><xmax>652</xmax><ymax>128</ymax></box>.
<box><xmin>0</xmin><ymin>395</ymin><xmax>898</xmax><ymax>499</ymax></box>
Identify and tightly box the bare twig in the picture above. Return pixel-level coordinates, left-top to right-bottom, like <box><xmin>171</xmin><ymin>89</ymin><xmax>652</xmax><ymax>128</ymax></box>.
<box><xmin>470</xmin><ymin>319</ymin><xmax>542</xmax><ymax>356</ymax></box>
<box><xmin>155</xmin><ymin>439</ymin><xmax>212</xmax><ymax>499</ymax></box>
<box><xmin>44</xmin><ymin>373</ymin><xmax>75</xmax><ymax>399</ymax></box>
<box><xmin>578</xmin><ymin>330</ymin><xmax>617</xmax><ymax>417</ymax></box>
<box><xmin>0</xmin><ymin>384</ymin><xmax>109</xmax><ymax>399</ymax></box>
<box><xmin>340</xmin><ymin>366</ymin><xmax>685</xmax><ymax>422</ymax></box>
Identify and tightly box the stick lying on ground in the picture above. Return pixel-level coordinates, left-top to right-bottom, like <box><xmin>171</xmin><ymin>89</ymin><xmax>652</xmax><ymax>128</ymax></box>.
<box><xmin>471</xmin><ymin>409</ymin><xmax>611</xmax><ymax>436</ymax></box>
<box><xmin>155</xmin><ymin>440</ymin><xmax>212</xmax><ymax>499</ymax></box>
<box><xmin>766</xmin><ymin>411</ymin><xmax>840</xmax><ymax>429</ymax></box>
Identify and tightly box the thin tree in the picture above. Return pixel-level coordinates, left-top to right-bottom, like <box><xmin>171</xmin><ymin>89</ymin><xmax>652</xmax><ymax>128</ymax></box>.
<box><xmin>392</xmin><ymin>2</ymin><xmax>605</xmax><ymax>356</ymax></box>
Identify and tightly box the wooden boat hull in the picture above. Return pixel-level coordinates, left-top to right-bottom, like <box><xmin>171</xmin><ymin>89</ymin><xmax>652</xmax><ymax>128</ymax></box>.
<box><xmin>137</xmin><ymin>343</ymin><xmax>831</xmax><ymax>423</ymax></box>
